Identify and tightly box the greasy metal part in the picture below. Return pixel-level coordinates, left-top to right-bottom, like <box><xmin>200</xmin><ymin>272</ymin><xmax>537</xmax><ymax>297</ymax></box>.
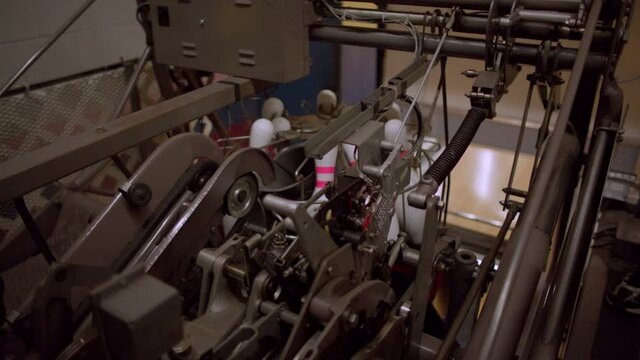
<box><xmin>0</xmin><ymin>77</ymin><xmax>254</xmax><ymax>204</ymax></box>
<box><xmin>281</xmin><ymin>244</ymin><xmax>356</xmax><ymax>359</ymax></box>
<box><xmin>145</xmin><ymin>148</ymin><xmax>276</xmax><ymax>284</ymax></box>
<box><xmin>348</xmin><ymin>0</ymin><xmax>584</xmax><ymax>12</ymax></box>
<box><xmin>447</xmin><ymin>250</ymin><xmax>477</xmax><ymax>338</ymax></box>
<box><xmin>212</xmin><ymin>300</ymin><xmax>284</xmax><ymax>359</ymax></box>
<box><xmin>30</xmin><ymin>263</ymin><xmax>111</xmax><ymax>359</ymax></box>
<box><xmin>352</xmin><ymin>315</ymin><xmax>406</xmax><ymax>360</ymax></box>
<box><xmin>467</xmin><ymin>72</ymin><xmax>502</xmax><ymax>114</ymax></box>
<box><xmin>13</xmin><ymin>197</ymin><xmax>56</xmax><ymax>264</ymax></box>
<box><xmin>259</xmin><ymin>301</ymin><xmax>299</xmax><ymax>326</ymax></box>
<box><xmin>305</xmin><ymin>59</ymin><xmax>428</xmax><ymax>158</ymax></box>
<box><xmin>309</xmin><ymin>26</ymin><xmax>607</xmax><ymax>71</ymax></box>
<box><xmin>0</xmin><ymin>0</ymin><xmax>97</xmax><ymax>98</ymax></box>
<box><xmin>409</xmin><ymin>197</ymin><xmax>439</xmax><ymax>358</ymax></box>
<box><xmin>298</xmin><ymin>278</ymin><xmax>395</xmax><ymax>359</ymax></box>
<box><xmin>528</xmin><ymin>81</ymin><xmax>623</xmax><ymax>360</ymax></box>
<box><xmin>113</xmin><ymin>160</ymin><xmax>216</xmax><ymax>271</ymax></box>
<box><xmin>186</xmin><ymin>238</ymin><xmax>248</xmax><ymax>357</ymax></box>
<box><xmin>63</xmin><ymin>133</ymin><xmax>224</xmax><ymax>271</ymax></box>
<box><xmin>225</xmin><ymin>175</ymin><xmax>259</xmax><ymax>218</ymax></box>
<box><xmin>125</xmin><ymin>190</ymin><xmax>194</xmax><ymax>267</ymax></box>
<box><xmin>435</xmin><ymin>207</ymin><xmax>518</xmax><ymax>360</ymax></box>
<box><xmin>462</xmin><ymin>0</ymin><xmax>602</xmax><ymax>357</ymax></box>
<box><xmin>401</xmin><ymin>247</ymin><xmax>421</xmax><ymax>267</ymax></box>
<box><xmin>262</xmin><ymin>192</ymin><xmax>337</xmax><ymax>272</ymax></box>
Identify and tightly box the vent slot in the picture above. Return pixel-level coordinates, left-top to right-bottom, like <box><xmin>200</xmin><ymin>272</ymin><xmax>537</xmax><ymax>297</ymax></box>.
<box><xmin>238</xmin><ymin>49</ymin><xmax>256</xmax><ymax>66</ymax></box>
<box><xmin>182</xmin><ymin>42</ymin><xmax>197</xmax><ymax>58</ymax></box>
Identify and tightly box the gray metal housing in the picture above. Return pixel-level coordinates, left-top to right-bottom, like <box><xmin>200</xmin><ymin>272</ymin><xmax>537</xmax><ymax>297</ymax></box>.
<box><xmin>149</xmin><ymin>0</ymin><xmax>315</xmax><ymax>83</ymax></box>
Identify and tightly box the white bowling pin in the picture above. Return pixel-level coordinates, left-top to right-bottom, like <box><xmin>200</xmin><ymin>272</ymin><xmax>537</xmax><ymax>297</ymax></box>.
<box><xmin>249</xmin><ymin>118</ymin><xmax>275</xmax><ymax>148</ymax></box>
<box><xmin>272</xmin><ymin>117</ymin><xmax>291</xmax><ymax>133</ymax></box>
<box><xmin>317</xmin><ymin>89</ymin><xmax>338</xmax><ymax>116</ymax></box>
<box><xmin>385</xmin><ymin>119</ymin><xmax>409</xmax><ymax>148</ymax></box>
<box><xmin>342</xmin><ymin>143</ymin><xmax>357</xmax><ymax>167</ymax></box>
<box><xmin>395</xmin><ymin>137</ymin><xmax>443</xmax><ymax>245</ymax></box>
<box><xmin>387</xmin><ymin>213</ymin><xmax>400</xmax><ymax>241</ymax></box>
<box><xmin>261</xmin><ymin>97</ymin><xmax>285</xmax><ymax>119</ymax></box>
<box><xmin>314</xmin><ymin>146</ymin><xmax>338</xmax><ymax>194</ymax></box>
<box><xmin>384</xmin><ymin>101</ymin><xmax>403</xmax><ymax>121</ymax></box>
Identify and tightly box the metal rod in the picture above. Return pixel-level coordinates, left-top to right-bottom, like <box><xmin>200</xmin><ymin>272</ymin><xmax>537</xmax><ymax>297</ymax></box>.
<box><xmin>462</xmin><ymin>0</ymin><xmax>603</xmax><ymax>358</ymax></box>
<box><xmin>528</xmin><ymin>80</ymin><xmax>623</xmax><ymax>360</ymax></box>
<box><xmin>435</xmin><ymin>207</ymin><xmax>518</xmax><ymax>360</ymax></box>
<box><xmin>309</xmin><ymin>25</ymin><xmax>607</xmax><ymax>71</ymax></box>
<box><xmin>516</xmin><ymin>9</ymin><xmax>577</xmax><ymax>25</ymax></box>
<box><xmin>111</xmin><ymin>155</ymin><xmax>133</xmax><ymax>178</ymax></box>
<box><xmin>409</xmin><ymin>197</ymin><xmax>440</xmax><ymax>358</ymax></box>
<box><xmin>14</xmin><ymin>197</ymin><xmax>56</xmax><ymax>264</ymax></box>
<box><xmin>530</xmin><ymin>85</ymin><xmax>557</xmax><ymax>181</ymax></box>
<box><xmin>396</xmin><ymin>12</ymin><xmax>455</xmax><ymax>144</ymax></box>
<box><xmin>107</xmin><ymin>46</ymin><xmax>153</xmax><ymax>179</ymax></box>
<box><xmin>348</xmin><ymin>0</ymin><xmax>584</xmax><ymax>12</ymax></box>
<box><xmin>0</xmin><ymin>0</ymin><xmax>97</xmax><ymax>98</ymax></box>
<box><xmin>504</xmin><ymin>78</ymin><xmax>535</xmax><ymax>208</ymax></box>
<box><xmin>113</xmin><ymin>46</ymin><xmax>152</xmax><ymax>119</ymax></box>
<box><xmin>335</xmin><ymin>8</ymin><xmax>606</xmax><ymax>41</ymax></box>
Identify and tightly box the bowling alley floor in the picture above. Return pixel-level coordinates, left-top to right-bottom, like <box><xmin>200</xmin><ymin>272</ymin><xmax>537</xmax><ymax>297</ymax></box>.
<box><xmin>445</xmin><ymin>142</ymin><xmax>534</xmax><ymax>237</ymax></box>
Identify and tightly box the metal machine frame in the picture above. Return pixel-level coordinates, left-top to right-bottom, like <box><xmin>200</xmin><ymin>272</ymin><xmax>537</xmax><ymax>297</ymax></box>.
<box><xmin>0</xmin><ymin>0</ymin><xmax>634</xmax><ymax>359</ymax></box>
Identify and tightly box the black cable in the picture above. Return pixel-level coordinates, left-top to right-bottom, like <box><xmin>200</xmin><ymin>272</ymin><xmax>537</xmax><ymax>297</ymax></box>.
<box><xmin>440</xmin><ymin>57</ymin><xmax>451</xmax><ymax>225</ymax></box>
<box><xmin>14</xmin><ymin>197</ymin><xmax>56</xmax><ymax>264</ymax></box>
<box><xmin>111</xmin><ymin>155</ymin><xmax>132</xmax><ymax>178</ymax></box>
<box><xmin>423</xmin><ymin>107</ymin><xmax>487</xmax><ymax>186</ymax></box>
<box><xmin>400</xmin><ymin>94</ymin><xmax>424</xmax><ymax>146</ymax></box>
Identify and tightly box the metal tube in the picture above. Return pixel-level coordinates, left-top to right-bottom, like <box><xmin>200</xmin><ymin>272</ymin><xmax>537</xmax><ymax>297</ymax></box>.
<box><xmin>504</xmin><ymin>79</ymin><xmax>535</xmax><ymax>207</ymax></box>
<box><xmin>462</xmin><ymin>1</ymin><xmax>602</xmax><ymax>358</ymax></box>
<box><xmin>334</xmin><ymin>8</ymin><xmax>601</xmax><ymax>40</ymax></box>
<box><xmin>309</xmin><ymin>26</ymin><xmax>607</xmax><ymax>70</ymax></box>
<box><xmin>0</xmin><ymin>0</ymin><xmax>97</xmax><ymax>98</ymax></box>
<box><xmin>528</xmin><ymin>81</ymin><xmax>622</xmax><ymax>360</ymax></box>
<box><xmin>14</xmin><ymin>197</ymin><xmax>56</xmax><ymax>264</ymax></box>
<box><xmin>347</xmin><ymin>0</ymin><xmax>584</xmax><ymax>12</ymax></box>
<box><xmin>462</xmin><ymin>132</ymin><xmax>580</xmax><ymax>360</ymax></box>
<box><xmin>113</xmin><ymin>46</ymin><xmax>152</xmax><ymax>119</ymax></box>
<box><xmin>516</xmin><ymin>9</ymin><xmax>576</xmax><ymax>25</ymax></box>
<box><xmin>435</xmin><ymin>207</ymin><xmax>518</xmax><ymax>360</ymax></box>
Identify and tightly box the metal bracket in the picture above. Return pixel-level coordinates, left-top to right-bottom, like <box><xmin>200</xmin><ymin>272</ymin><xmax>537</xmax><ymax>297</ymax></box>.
<box><xmin>409</xmin><ymin>197</ymin><xmax>440</xmax><ymax>358</ymax></box>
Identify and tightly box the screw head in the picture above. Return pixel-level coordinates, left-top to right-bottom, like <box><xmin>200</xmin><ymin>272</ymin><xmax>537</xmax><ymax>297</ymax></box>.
<box><xmin>124</xmin><ymin>183</ymin><xmax>152</xmax><ymax>207</ymax></box>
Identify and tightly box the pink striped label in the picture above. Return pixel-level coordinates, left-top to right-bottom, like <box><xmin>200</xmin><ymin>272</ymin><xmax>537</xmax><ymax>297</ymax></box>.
<box><xmin>316</xmin><ymin>180</ymin><xmax>331</xmax><ymax>188</ymax></box>
<box><xmin>316</xmin><ymin>166</ymin><xmax>335</xmax><ymax>174</ymax></box>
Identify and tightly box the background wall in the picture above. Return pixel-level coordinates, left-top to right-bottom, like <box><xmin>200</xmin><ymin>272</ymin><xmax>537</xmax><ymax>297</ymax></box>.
<box><xmin>0</xmin><ymin>0</ymin><xmax>144</xmax><ymax>90</ymax></box>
